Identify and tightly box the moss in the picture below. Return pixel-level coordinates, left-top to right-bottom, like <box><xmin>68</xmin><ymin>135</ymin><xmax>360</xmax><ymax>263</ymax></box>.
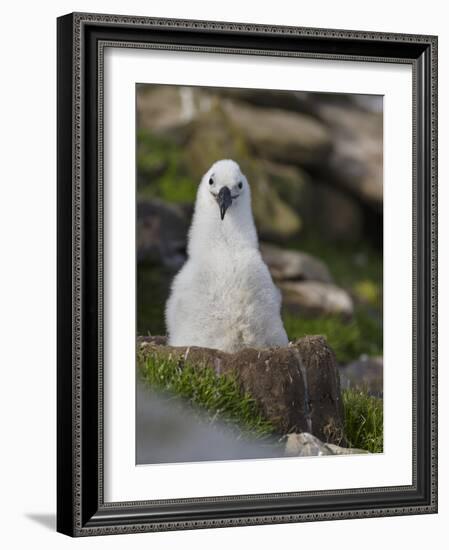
<box><xmin>137</xmin><ymin>129</ymin><xmax>198</xmax><ymax>204</ymax></box>
<box><xmin>342</xmin><ymin>388</ymin><xmax>383</xmax><ymax>453</ymax></box>
<box><xmin>283</xmin><ymin>309</ymin><xmax>382</xmax><ymax>365</ymax></box>
<box><xmin>353</xmin><ymin>279</ymin><xmax>381</xmax><ymax>307</ymax></box>
<box><xmin>138</xmin><ymin>352</ymin><xmax>275</xmax><ymax>440</ymax></box>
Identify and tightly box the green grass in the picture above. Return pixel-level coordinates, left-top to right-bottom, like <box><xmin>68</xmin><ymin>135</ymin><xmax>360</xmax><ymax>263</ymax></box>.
<box><xmin>138</xmin><ymin>353</ymin><xmax>275</xmax><ymax>440</ymax></box>
<box><xmin>283</xmin><ymin>309</ymin><xmax>382</xmax><ymax>365</ymax></box>
<box><xmin>342</xmin><ymin>388</ymin><xmax>383</xmax><ymax>453</ymax></box>
<box><xmin>138</xmin><ymin>352</ymin><xmax>383</xmax><ymax>453</ymax></box>
<box><xmin>280</xmin><ymin>234</ymin><xmax>383</xmax><ymax>364</ymax></box>
<box><xmin>137</xmin><ymin>130</ymin><xmax>198</xmax><ymax>204</ymax></box>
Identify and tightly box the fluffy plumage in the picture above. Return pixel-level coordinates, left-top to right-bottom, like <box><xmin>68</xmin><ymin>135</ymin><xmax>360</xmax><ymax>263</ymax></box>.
<box><xmin>165</xmin><ymin>159</ymin><xmax>288</xmax><ymax>353</ymax></box>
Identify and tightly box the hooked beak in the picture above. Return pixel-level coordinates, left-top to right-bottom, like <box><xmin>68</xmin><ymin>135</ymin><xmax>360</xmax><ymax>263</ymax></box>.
<box><xmin>217</xmin><ymin>186</ymin><xmax>232</xmax><ymax>220</ymax></box>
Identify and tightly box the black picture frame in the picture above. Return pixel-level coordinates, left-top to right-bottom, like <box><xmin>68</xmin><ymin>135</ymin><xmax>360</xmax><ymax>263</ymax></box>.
<box><xmin>57</xmin><ymin>12</ymin><xmax>438</xmax><ymax>537</ymax></box>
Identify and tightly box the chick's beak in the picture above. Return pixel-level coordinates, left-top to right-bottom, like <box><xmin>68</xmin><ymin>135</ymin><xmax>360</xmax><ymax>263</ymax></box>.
<box><xmin>217</xmin><ymin>186</ymin><xmax>232</xmax><ymax>220</ymax></box>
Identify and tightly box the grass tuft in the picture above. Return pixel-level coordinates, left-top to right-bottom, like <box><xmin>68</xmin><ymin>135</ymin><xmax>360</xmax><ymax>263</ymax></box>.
<box><xmin>138</xmin><ymin>353</ymin><xmax>275</xmax><ymax>440</ymax></box>
<box><xmin>137</xmin><ymin>130</ymin><xmax>197</xmax><ymax>203</ymax></box>
<box><xmin>138</xmin><ymin>353</ymin><xmax>383</xmax><ymax>453</ymax></box>
<box><xmin>283</xmin><ymin>309</ymin><xmax>382</xmax><ymax>365</ymax></box>
<box><xmin>342</xmin><ymin>388</ymin><xmax>383</xmax><ymax>453</ymax></box>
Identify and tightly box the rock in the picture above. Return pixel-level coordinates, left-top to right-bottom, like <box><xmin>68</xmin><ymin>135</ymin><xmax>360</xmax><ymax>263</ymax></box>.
<box><xmin>353</xmin><ymin>95</ymin><xmax>383</xmax><ymax>113</ymax></box>
<box><xmin>137</xmin><ymin>85</ymin><xmax>217</xmax><ymax>144</ymax></box>
<box><xmin>216</xmin><ymin>88</ymin><xmax>314</xmax><ymax>114</ymax></box>
<box><xmin>223</xmin><ymin>100</ymin><xmax>332</xmax><ymax>166</ymax></box>
<box><xmin>338</xmin><ymin>356</ymin><xmax>383</xmax><ymax>397</ymax></box>
<box><xmin>260</xmin><ymin>243</ymin><xmax>332</xmax><ymax>283</ymax></box>
<box><xmin>316</xmin><ymin>102</ymin><xmax>383</xmax><ymax>208</ymax></box>
<box><xmin>137</xmin><ymin>335</ymin><xmax>346</xmax><ymax>445</ymax></box>
<box><xmin>261</xmin><ymin>161</ymin><xmax>364</xmax><ymax>243</ymax></box>
<box><xmin>184</xmin><ymin>102</ymin><xmax>239</xmax><ymax>179</ymax></box>
<box><xmin>284</xmin><ymin>432</ymin><xmax>367</xmax><ymax>457</ymax></box>
<box><xmin>261</xmin><ymin>160</ymin><xmax>310</xmax><ymax>209</ymax></box>
<box><xmin>299</xmin><ymin>181</ymin><xmax>364</xmax><ymax>243</ymax></box>
<box><xmin>137</xmin><ymin>85</ymin><xmax>190</xmax><ymax>143</ymax></box>
<box><xmin>280</xmin><ymin>280</ymin><xmax>354</xmax><ymax>318</ymax></box>
<box><xmin>250</xmin><ymin>172</ymin><xmax>302</xmax><ymax>240</ymax></box>
<box><xmin>285</xmin><ymin>432</ymin><xmax>332</xmax><ymax>456</ymax></box>
<box><xmin>186</xmin><ymin>104</ymin><xmax>302</xmax><ymax>240</ymax></box>
<box><xmin>137</xmin><ymin>199</ymin><xmax>189</xmax><ymax>268</ymax></box>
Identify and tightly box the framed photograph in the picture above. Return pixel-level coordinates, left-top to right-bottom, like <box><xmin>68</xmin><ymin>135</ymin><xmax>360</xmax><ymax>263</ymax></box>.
<box><xmin>57</xmin><ymin>12</ymin><xmax>438</xmax><ymax>536</ymax></box>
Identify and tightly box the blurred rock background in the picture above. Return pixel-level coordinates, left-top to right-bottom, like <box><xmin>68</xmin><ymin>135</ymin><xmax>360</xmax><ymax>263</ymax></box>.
<box><xmin>136</xmin><ymin>84</ymin><xmax>383</xmax><ymax>393</ymax></box>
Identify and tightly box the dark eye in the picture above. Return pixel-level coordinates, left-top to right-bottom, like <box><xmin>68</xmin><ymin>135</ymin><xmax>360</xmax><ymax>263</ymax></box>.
<box><xmin>238</xmin><ymin>181</ymin><xmax>243</xmax><ymax>189</ymax></box>
<box><xmin>209</xmin><ymin>177</ymin><xmax>214</xmax><ymax>185</ymax></box>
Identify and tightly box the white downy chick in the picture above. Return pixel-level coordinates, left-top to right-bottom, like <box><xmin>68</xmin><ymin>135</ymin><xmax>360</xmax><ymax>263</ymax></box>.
<box><xmin>165</xmin><ymin>159</ymin><xmax>288</xmax><ymax>353</ymax></box>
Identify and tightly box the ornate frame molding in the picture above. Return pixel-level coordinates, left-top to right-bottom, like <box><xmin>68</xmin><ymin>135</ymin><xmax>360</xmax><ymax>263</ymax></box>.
<box><xmin>57</xmin><ymin>12</ymin><xmax>438</xmax><ymax>537</ymax></box>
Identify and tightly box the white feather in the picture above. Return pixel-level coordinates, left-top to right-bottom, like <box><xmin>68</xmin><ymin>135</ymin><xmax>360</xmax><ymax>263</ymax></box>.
<box><xmin>165</xmin><ymin>159</ymin><xmax>288</xmax><ymax>352</ymax></box>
